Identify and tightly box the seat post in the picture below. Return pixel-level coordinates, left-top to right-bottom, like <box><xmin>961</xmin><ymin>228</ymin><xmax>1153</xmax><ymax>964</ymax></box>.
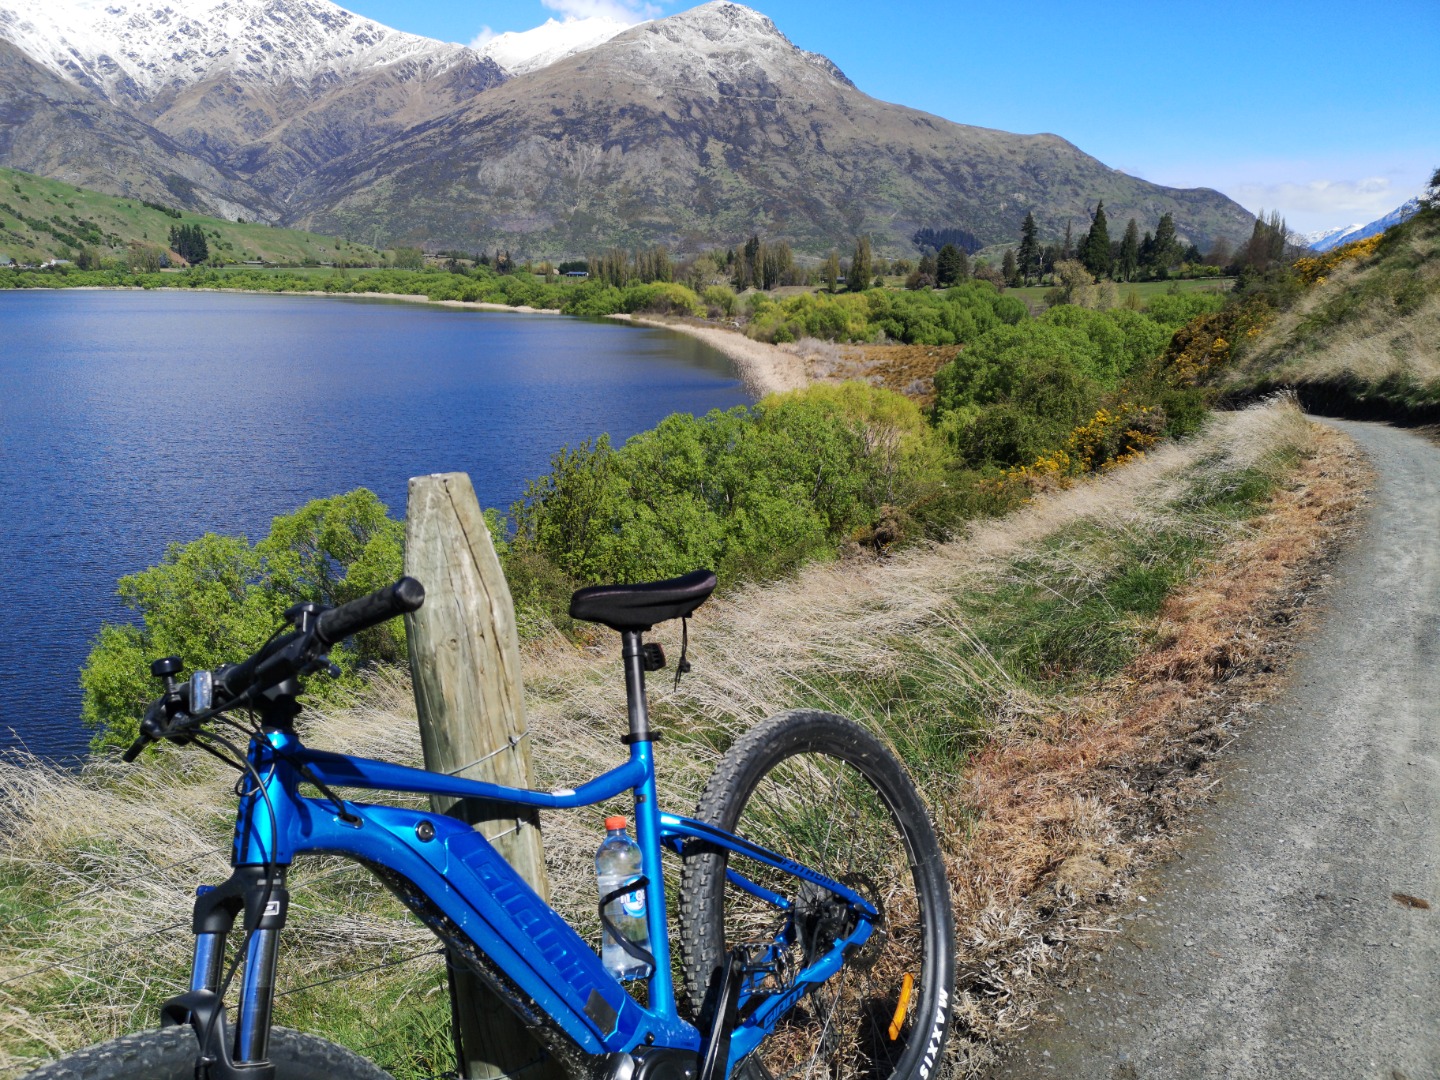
<box><xmin>620</xmin><ymin>629</ymin><xmax>652</xmax><ymax>743</ymax></box>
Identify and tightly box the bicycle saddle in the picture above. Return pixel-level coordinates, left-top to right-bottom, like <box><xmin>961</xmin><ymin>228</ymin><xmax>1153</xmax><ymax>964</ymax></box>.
<box><xmin>569</xmin><ymin>569</ymin><xmax>717</xmax><ymax>632</ymax></box>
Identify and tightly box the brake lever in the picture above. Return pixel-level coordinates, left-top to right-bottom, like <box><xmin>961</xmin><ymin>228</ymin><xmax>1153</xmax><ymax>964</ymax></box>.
<box><xmin>121</xmin><ymin>698</ymin><xmax>168</xmax><ymax>763</ymax></box>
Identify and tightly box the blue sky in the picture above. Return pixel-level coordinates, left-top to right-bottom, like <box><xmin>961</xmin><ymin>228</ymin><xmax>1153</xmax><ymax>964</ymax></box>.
<box><xmin>345</xmin><ymin>0</ymin><xmax>1439</xmax><ymax>234</ymax></box>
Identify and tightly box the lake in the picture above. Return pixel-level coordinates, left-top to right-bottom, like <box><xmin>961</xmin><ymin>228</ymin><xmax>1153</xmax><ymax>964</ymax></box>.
<box><xmin>0</xmin><ymin>289</ymin><xmax>749</xmax><ymax>761</ymax></box>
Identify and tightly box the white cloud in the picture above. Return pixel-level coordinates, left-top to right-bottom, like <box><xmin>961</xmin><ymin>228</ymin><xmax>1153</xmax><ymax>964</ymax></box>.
<box><xmin>470</xmin><ymin>0</ymin><xmax>666</xmax><ymax>57</ymax></box>
<box><xmin>1140</xmin><ymin>156</ymin><xmax>1431</xmax><ymax>233</ymax></box>
<box><xmin>540</xmin><ymin>0</ymin><xmax>661</xmax><ymax>22</ymax></box>
<box><xmin>1228</xmin><ymin>176</ymin><xmax>1408</xmax><ymax>223</ymax></box>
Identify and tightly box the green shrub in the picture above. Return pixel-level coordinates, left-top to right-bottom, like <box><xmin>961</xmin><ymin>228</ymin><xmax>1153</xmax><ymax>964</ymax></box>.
<box><xmin>1144</xmin><ymin>290</ymin><xmax>1227</xmax><ymax>328</ymax></box>
<box><xmin>561</xmin><ymin>282</ymin><xmax>625</xmax><ymax>318</ymax></box>
<box><xmin>81</xmin><ymin>490</ymin><xmax>404</xmax><ymax>750</ymax></box>
<box><xmin>510</xmin><ymin>383</ymin><xmax>948</xmax><ymax>586</ymax></box>
<box><xmin>702</xmin><ymin>285</ymin><xmax>737</xmax><ymax>317</ymax></box>
<box><xmin>620</xmin><ymin>282</ymin><xmax>703</xmax><ymax>317</ymax></box>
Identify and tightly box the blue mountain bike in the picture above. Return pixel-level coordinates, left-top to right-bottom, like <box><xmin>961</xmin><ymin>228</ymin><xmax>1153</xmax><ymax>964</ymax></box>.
<box><xmin>28</xmin><ymin>571</ymin><xmax>954</xmax><ymax>1080</ymax></box>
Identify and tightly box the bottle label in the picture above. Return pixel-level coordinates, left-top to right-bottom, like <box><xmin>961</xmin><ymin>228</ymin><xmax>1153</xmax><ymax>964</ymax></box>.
<box><xmin>620</xmin><ymin>875</ymin><xmax>646</xmax><ymax>919</ymax></box>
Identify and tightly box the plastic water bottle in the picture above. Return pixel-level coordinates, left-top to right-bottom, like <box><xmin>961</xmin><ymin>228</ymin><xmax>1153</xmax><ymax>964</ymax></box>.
<box><xmin>595</xmin><ymin>815</ymin><xmax>651</xmax><ymax>980</ymax></box>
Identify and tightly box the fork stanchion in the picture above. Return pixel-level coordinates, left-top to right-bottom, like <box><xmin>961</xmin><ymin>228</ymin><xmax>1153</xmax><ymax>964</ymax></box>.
<box><xmin>405</xmin><ymin>471</ymin><xmax>562</xmax><ymax>1080</ymax></box>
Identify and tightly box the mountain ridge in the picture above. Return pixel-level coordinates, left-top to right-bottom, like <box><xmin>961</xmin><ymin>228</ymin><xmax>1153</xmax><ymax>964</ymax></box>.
<box><xmin>0</xmin><ymin>0</ymin><xmax>1256</xmax><ymax>257</ymax></box>
<box><xmin>1307</xmin><ymin>198</ymin><xmax>1421</xmax><ymax>252</ymax></box>
<box><xmin>294</xmin><ymin>3</ymin><xmax>1251</xmax><ymax>256</ymax></box>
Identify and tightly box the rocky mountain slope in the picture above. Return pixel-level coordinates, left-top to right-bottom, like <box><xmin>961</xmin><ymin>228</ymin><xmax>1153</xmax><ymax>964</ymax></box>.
<box><xmin>296</xmin><ymin>3</ymin><xmax>1252</xmax><ymax>256</ymax></box>
<box><xmin>0</xmin><ymin>0</ymin><xmax>505</xmax><ymax>204</ymax></box>
<box><xmin>0</xmin><ymin>0</ymin><xmax>1255</xmax><ymax>256</ymax></box>
<box><xmin>0</xmin><ymin>38</ymin><xmax>273</xmax><ymax>219</ymax></box>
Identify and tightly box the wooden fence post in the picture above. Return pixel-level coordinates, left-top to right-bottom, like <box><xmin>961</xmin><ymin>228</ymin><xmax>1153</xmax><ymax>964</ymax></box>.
<box><xmin>404</xmin><ymin>472</ymin><xmax>561</xmax><ymax>1080</ymax></box>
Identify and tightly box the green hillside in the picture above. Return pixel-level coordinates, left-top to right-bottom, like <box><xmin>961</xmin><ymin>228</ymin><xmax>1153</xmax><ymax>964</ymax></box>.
<box><xmin>0</xmin><ymin>168</ymin><xmax>378</xmax><ymax>268</ymax></box>
<box><xmin>1221</xmin><ymin>186</ymin><xmax>1439</xmax><ymax>419</ymax></box>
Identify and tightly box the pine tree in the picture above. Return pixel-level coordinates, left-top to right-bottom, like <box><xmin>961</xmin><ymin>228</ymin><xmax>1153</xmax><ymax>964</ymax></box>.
<box><xmin>1152</xmin><ymin>213</ymin><xmax>1180</xmax><ymax>273</ymax></box>
<box><xmin>1081</xmin><ymin>202</ymin><xmax>1111</xmax><ymax>278</ymax></box>
<box><xmin>916</xmin><ymin>251</ymin><xmax>937</xmax><ymax>288</ymax></box>
<box><xmin>1118</xmin><ymin>218</ymin><xmax>1140</xmax><ymax>282</ymax></box>
<box><xmin>167</xmin><ymin>223</ymin><xmax>209</xmax><ymax>266</ymax></box>
<box><xmin>935</xmin><ymin>243</ymin><xmax>963</xmax><ymax>287</ymax></box>
<box><xmin>1139</xmin><ymin>231</ymin><xmax>1156</xmax><ymax>273</ymax></box>
<box><xmin>1017</xmin><ymin>211</ymin><xmax>1041</xmax><ymax>284</ymax></box>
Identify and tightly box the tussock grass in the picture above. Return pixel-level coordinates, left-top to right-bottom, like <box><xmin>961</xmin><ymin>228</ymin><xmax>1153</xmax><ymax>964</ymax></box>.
<box><xmin>0</xmin><ymin>400</ymin><xmax>1332</xmax><ymax>1077</ymax></box>
<box><xmin>1227</xmin><ymin>211</ymin><xmax>1440</xmax><ymax>412</ymax></box>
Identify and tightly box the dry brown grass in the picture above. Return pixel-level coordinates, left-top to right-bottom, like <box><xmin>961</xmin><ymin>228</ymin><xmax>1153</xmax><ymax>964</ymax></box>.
<box><xmin>0</xmin><ymin>399</ymin><xmax>1363</xmax><ymax>1077</ymax></box>
<box><xmin>782</xmin><ymin>340</ymin><xmax>961</xmax><ymax>404</ymax></box>
<box><xmin>1229</xmin><ymin>219</ymin><xmax>1440</xmax><ymax>392</ymax></box>
<box><xmin>941</xmin><ymin>419</ymin><xmax>1369</xmax><ymax>1073</ymax></box>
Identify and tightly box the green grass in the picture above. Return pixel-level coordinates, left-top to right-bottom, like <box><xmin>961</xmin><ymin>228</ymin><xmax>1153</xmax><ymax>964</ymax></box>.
<box><xmin>0</xmin><ymin>405</ymin><xmax>1312</xmax><ymax>1078</ymax></box>
<box><xmin>1006</xmin><ymin>277</ymin><xmax>1233</xmax><ymax>311</ymax></box>
<box><xmin>0</xmin><ymin>168</ymin><xmax>380</xmax><ymax>267</ymax></box>
<box><xmin>1221</xmin><ymin>208</ymin><xmax>1440</xmax><ymax>418</ymax></box>
<box><xmin>768</xmin><ymin>447</ymin><xmax>1291</xmax><ymax>786</ymax></box>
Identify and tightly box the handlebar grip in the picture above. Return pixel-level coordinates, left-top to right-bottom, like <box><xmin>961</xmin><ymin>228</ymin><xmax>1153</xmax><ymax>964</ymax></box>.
<box><xmin>315</xmin><ymin>577</ymin><xmax>425</xmax><ymax>647</ymax></box>
<box><xmin>122</xmin><ymin>736</ymin><xmax>148</xmax><ymax>763</ymax></box>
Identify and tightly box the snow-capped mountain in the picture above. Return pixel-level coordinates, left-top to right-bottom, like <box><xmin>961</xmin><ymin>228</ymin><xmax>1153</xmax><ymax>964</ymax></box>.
<box><xmin>0</xmin><ymin>0</ymin><xmax>505</xmax><ymax>205</ymax></box>
<box><xmin>1307</xmin><ymin>199</ymin><xmax>1421</xmax><ymax>252</ymax></box>
<box><xmin>1301</xmin><ymin>223</ymin><xmax>1364</xmax><ymax>249</ymax></box>
<box><xmin>476</xmin><ymin>15</ymin><xmax>633</xmax><ymax>77</ymax></box>
<box><xmin>0</xmin><ymin>0</ymin><xmax>1257</xmax><ymax>254</ymax></box>
<box><xmin>0</xmin><ymin>0</ymin><xmax>476</xmax><ymax>103</ymax></box>
<box><xmin>293</xmin><ymin>1</ymin><xmax>1250</xmax><ymax>256</ymax></box>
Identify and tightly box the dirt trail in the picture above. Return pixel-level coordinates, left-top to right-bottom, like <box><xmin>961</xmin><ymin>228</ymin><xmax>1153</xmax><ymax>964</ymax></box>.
<box><xmin>987</xmin><ymin>419</ymin><xmax>1440</xmax><ymax>1080</ymax></box>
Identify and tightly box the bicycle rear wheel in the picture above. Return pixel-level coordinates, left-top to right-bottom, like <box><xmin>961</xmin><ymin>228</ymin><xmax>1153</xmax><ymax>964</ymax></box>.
<box><xmin>678</xmin><ymin>710</ymin><xmax>955</xmax><ymax>1080</ymax></box>
<box><xmin>21</xmin><ymin>1025</ymin><xmax>395</xmax><ymax>1080</ymax></box>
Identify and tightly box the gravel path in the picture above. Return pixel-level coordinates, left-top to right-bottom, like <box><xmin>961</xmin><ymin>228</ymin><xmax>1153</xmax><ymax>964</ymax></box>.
<box><xmin>987</xmin><ymin>419</ymin><xmax>1440</xmax><ymax>1080</ymax></box>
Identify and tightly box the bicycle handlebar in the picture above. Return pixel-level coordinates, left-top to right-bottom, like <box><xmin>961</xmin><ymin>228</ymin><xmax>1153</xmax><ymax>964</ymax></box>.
<box><xmin>315</xmin><ymin>576</ymin><xmax>426</xmax><ymax>647</ymax></box>
<box><xmin>123</xmin><ymin>576</ymin><xmax>425</xmax><ymax>761</ymax></box>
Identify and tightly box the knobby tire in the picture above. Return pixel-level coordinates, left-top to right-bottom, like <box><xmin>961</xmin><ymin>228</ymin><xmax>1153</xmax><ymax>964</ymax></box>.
<box><xmin>21</xmin><ymin>1025</ymin><xmax>395</xmax><ymax>1080</ymax></box>
<box><xmin>679</xmin><ymin>710</ymin><xmax>956</xmax><ymax>1080</ymax></box>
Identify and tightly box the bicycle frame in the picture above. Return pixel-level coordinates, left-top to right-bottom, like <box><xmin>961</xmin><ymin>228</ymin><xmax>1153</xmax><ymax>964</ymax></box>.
<box><xmin>185</xmin><ymin>630</ymin><xmax>879</xmax><ymax>1080</ymax></box>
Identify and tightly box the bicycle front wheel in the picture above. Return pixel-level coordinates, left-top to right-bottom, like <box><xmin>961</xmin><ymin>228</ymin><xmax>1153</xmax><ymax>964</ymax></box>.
<box><xmin>21</xmin><ymin>1025</ymin><xmax>396</xmax><ymax>1080</ymax></box>
<box><xmin>678</xmin><ymin>710</ymin><xmax>955</xmax><ymax>1080</ymax></box>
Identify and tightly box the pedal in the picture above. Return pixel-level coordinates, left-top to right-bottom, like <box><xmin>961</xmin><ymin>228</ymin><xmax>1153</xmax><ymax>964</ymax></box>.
<box><xmin>696</xmin><ymin>947</ymin><xmax>746</xmax><ymax>1080</ymax></box>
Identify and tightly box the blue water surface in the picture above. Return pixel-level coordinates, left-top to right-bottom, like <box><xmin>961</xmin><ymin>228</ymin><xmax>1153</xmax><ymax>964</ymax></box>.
<box><xmin>0</xmin><ymin>290</ymin><xmax>749</xmax><ymax>760</ymax></box>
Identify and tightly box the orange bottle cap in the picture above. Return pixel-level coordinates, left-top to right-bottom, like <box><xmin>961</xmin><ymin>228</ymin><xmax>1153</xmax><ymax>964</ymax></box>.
<box><xmin>604</xmin><ymin>815</ymin><xmax>627</xmax><ymax>830</ymax></box>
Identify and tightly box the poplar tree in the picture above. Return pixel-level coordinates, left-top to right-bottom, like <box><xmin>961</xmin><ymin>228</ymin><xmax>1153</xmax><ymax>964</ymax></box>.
<box><xmin>1061</xmin><ymin>220</ymin><xmax>1074</xmax><ymax>262</ymax></box>
<box><xmin>846</xmin><ymin>235</ymin><xmax>872</xmax><ymax>292</ymax></box>
<box><xmin>1001</xmin><ymin>248</ymin><xmax>1019</xmax><ymax>287</ymax></box>
<box><xmin>1017</xmin><ymin>211</ymin><xmax>1041</xmax><ymax>284</ymax></box>
<box><xmin>1081</xmin><ymin>202</ymin><xmax>1111</xmax><ymax>278</ymax></box>
<box><xmin>823</xmin><ymin>250</ymin><xmax>840</xmax><ymax>293</ymax></box>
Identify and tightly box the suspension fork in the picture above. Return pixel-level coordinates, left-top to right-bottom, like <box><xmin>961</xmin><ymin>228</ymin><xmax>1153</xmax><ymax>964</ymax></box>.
<box><xmin>181</xmin><ymin>865</ymin><xmax>291</xmax><ymax>1066</ymax></box>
